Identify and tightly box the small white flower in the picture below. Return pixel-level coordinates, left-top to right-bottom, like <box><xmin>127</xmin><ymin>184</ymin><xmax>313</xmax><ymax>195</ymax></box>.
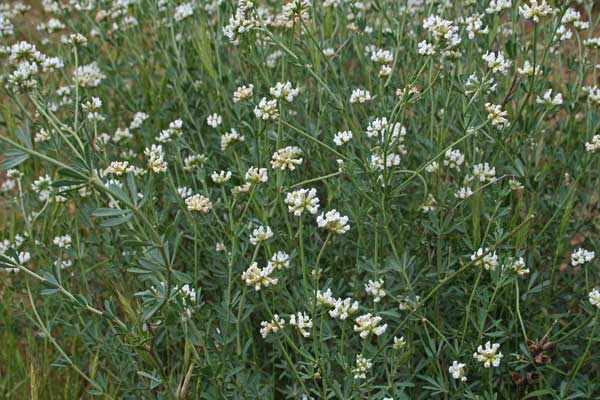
<box><xmin>571</xmin><ymin>248</ymin><xmax>595</xmax><ymax>267</ymax></box>
<box><xmin>245</xmin><ymin>167</ymin><xmax>268</xmax><ymax>183</ymax></box>
<box><xmin>585</xmin><ymin>135</ymin><xmax>600</xmax><ymax>153</ymax></box>
<box><xmin>482</xmin><ymin>51</ymin><xmax>512</xmax><ymax>75</ymax></box>
<box><xmin>260</xmin><ymin>315</ymin><xmax>285</xmax><ymax>338</ymax></box>
<box><xmin>472</xmin><ymin>162</ymin><xmax>497</xmax><ymax>182</ymax></box>
<box><xmin>211</xmin><ymin>170</ymin><xmax>232</xmax><ymax>184</ymax></box>
<box><xmin>221</xmin><ymin>129</ymin><xmax>245</xmax><ymax>151</ymax></box>
<box><xmin>471</xmin><ymin>248</ymin><xmax>499</xmax><ymax>271</ymax></box>
<box><xmin>285</xmin><ymin>188</ymin><xmax>320</xmax><ymax>216</ymax></box>
<box><xmin>316</xmin><ymin>288</ymin><xmax>337</xmax><ymax>307</ymax></box>
<box><xmin>517</xmin><ymin>60</ymin><xmax>540</xmax><ymax>76</ymax></box>
<box><xmin>207</xmin><ymin>113</ymin><xmax>222</xmax><ymax>128</ymax></box>
<box><xmin>370</xmin><ymin>48</ymin><xmax>393</xmax><ymax>64</ymax></box>
<box><xmin>270</xmin><ymin>81</ymin><xmax>299</xmax><ymax>102</ymax></box>
<box><xmin>31</xmin><ymin>175</ymin><xmax>53</xmax><ymax>201</ymax></box>
<box><xmin>185</xmin><ymin>194</ymin><xmax>213</xmax><ymax>213</ymax></box>
<box><xmin>144</xmin><ymin>144</ymin><xmax>168</xmax><ymax>173</ymax></box>
<box><xmin>350</xmin><ymin>88</ymin><xmax>372</xmax><ymax>104</ymax></box>
<box><xmin>82</xmin><ymin>97</ymin><xmax>104</xmax><ymax>121</ymax></box>
<box><xmin>174</xmin><ymin>2</ymin><xmax>194</xmax><ymax>21</ymax></box>
<box><xmin>113</xmin><ymin>127</ymin><xmax>133</xmax><ymax>143</ymax></box>
<box><xmin>333</xmin><ymin>130</ymin><xmax>353</xmax><ymax>146</ymax></box>
<box><xmin>250</xmin><ymin>225</ymin><xmax>273</xmax><ymax>245</ymax></box>
<box><xmin>464</xmin><ymin>13</ymin><xmax>489</xmax><ymax>39</ymax></box>
<box><xmin>444</xmin><ymin>148</ymin><xmax>464</xmax><ymax>170</ymax></box>
<box><xmin>104</xmin><ymin>161</ymin><xmax>134</xmax><ymax>176</ymax></box>
<box><xmin>317</xmin><ymin>209</ymin><xmax>350</xmax><ymax>234</ymax></box>
<box><xmin>130</xmin><ymin>112</ymin><xmax>149</xmax><ymax>129</ymax></box>
<box><xmin>289</xmin><ymin>312</ymin><xmax>312</xmax><ymax>337</ymax></box>
<box><xmin>486</xmin><ymin>0</ymin><xmax>512</xmax><ymax>14</ymax></box>
<box><xmin>233</xmin><ymin>84</ymin><xmax>254</xmax><ymax>102</ymax></box>
<box><xmin>425</xmin><ymin>161</ymin><xmax>439</xmax><ymax>173</ymax></box>
<box><xmin>254</xmin><ymin>97</ymin><xmax>279</xmax><ymax>120</ymax></box>
<box><xmin>509</xmin><ymin>257</ymin><xmax>530</xmax><ymax>275</ymax></box>
<box><xmin>322</xmin><ymin>47</ymin><xmax>335</xmax><ymax>57</ymax></box>
<box><xmin>536</xmin><ymin>89</ymin><xmax>563</xmax><ymax>106</ymax></box>
<box><xmin>183</xmin><ymin>154</ymin><xmax>207</xmax><ymax>171</ymax></box>
<box><xmin>52</xmin><ymin>234</ymin><xmax>72</xmax><ymax>248</ymax></box>
<box><xmin>74</xmin><ymin>62</ymin><xmax>105</xmax><ymax>87</ymax></box>
<box><xmin>519</xmin><ymin>0</ymin><xmax>553</xmax><ymax>23</ymax></box>
<box><xmin>455</xmin><ymin>186</ymin><xmax>474</xmax><ymax>199</ymax></box>
<box><xmin>485</xmin><ymin>103</ymin><xmax>509</xmax><ymax>130</ymax></box>
<box><xmin>177</xmin><ymin>187</ymin><xmax>193</xmax><ymax>199</ymax></box>
<box><xmin>157</xmin><ymin>119</ymin><xmax>184</xmax><ymax>143</ymax></box>
<box><xmin>329</xmin><ymin>297</ymin><xmax>359</xmax><ymax>320</ymax></box>
<box><xmin>18</xmin><ymin>251</ymin><xmax>31</xmax><ymax>265</ymax></box>
<box><xmin>242</xmin><ymin>262</ymin><xmax>278</xmax><ymax>290</ymax></box>
<box><xmin>589</xmin><ymin>288</ymin><xmax>600</xmax><ymax>309</ymax></box>
<box><xmin>365</xmin><ymin>279</ymin><xmax>386</xmax><ymax>303</ymax></box>
<box><xmin>449</xmin><ymin>361</ymin><xmax>467</xmax><ymax>382</ymax></box>
<box><xmin>271</xmin><ymin>146</ymin><xmax>303</xmax><ymax>170</ymax></box>
<box><xmin>352</xmin><ymin>354</ymin><xmax>372</xmax><ymax>379</ymax></box>
<box><xmin>473</xmin><ymin>341</ymin><xmax>503</xmax><ymax>368</ymax></box>
<box><xmin>417</xmin><ymin>40</ymin><xmax>436</xmax><ymax>56</ymax></box>
<box><xmin>421</xmin><ymin>194</ymin><xmax>437</xmax><ymax>213</ymax></box>
<box><xmin>354</xmin><ymin>313</ymin><xmax>387</xmax><ymax>339</ymax></box>
<box><xmin>268</xmin><ymin>251</ymin><xmax>290</xmax><ymax>270</ymax></box>
<box><xmin>393</xmin><ymin>336</ymin><xmax>406</xmax><ymax>350</ymax></box>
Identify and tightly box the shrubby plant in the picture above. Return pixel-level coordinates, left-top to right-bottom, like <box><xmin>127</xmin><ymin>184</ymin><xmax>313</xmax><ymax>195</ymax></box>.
<box><xmin>1</xmin><ymin>0</ymin><xmax>599</xmax><ymax>398</ymax></box>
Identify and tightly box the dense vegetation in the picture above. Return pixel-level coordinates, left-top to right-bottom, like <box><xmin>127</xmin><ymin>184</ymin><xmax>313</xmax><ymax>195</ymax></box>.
<box><xmin>1</xmin><ymin>0</ymin><xmax>599</xmax><ymax>398</ymax></box>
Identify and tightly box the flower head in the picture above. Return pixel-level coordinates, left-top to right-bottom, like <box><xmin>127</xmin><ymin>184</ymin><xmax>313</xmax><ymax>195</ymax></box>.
<box><xmin>317</xmin><ymin>209</ymin><xmax>350</xmax><ymax>234</ymax></box>
<box><xmin>250</xmin><ymin>225</ymin><xmax>273</xmax><ymax>245</ymax></box>
<box><xmin>285</xmin><ymin>188</ymin><xmax>320</xmax><ymax>216</ymax></box>
<box><xmin>185</xmin><ymin>194</ymin><xmax>213</xmax><ymax>213</ymax></box>
<box><xmin>471</xmin><ymin>248</ymin><xmax>499</xmax><ymax>271</ymax></box>
<box><xmin>473</xmin><ymin>341</ymin><xmax>503</xmax><ymax>368</ymax></box>
<box><xmin>354</xmin><ymin>313</ymin><xmax>387</xmax><ymax>339</ymax></box>
<box><xmin>289</xmin><ymin>312</ymin><xmax>312</xmax><ymax>337</ymax></box>
<box><xmin>449</xmin><ymin>361</ymin><xmax>467</xmax><ymax>381</ymax></box>
<box><xmin>271</xmin><ymin>146</ymin><xmax>303</xmax><ymax>170</ymax></box>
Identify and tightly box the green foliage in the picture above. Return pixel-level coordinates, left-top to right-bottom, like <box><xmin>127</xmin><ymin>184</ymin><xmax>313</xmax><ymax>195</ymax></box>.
<box><xmin>0</xmin><ymin>0</ymin><xmax>599</xmax><ymax>399</ymax></box>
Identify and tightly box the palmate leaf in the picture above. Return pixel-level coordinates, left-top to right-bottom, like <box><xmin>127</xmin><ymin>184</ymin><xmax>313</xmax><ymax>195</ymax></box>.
<box><xmin>1</xmin><ymin>121</ymin><xmax>33</xmax><ymax>171</ymax></box>
<box><xmin>1</xmin><ymin>148</ymin><xmax>30</xmax><ymax>171</ymax></box>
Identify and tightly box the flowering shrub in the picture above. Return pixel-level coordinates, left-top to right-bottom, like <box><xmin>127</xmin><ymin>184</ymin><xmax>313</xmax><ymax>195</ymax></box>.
<box><xmin>1</xmin><ymin>0</ymin><xmax>600</xmax><ymax>398</ymax></box>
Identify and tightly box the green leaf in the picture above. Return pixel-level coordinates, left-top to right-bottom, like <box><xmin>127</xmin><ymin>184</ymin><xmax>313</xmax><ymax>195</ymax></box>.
<box><xmin>523</xmin><ymin>389</ymin><xmax>554</xmax><ymax>399</ymax></box>
<box><xmin>127</xmin><ymin>172</ymin><xmax>138</xmax><ymax>204</ymax></box>
<box><xmin>92</xmin><ymin>208</ymin><xmax>130</xmax><ymax>217</ymax></box>
<box><xmin>1</xmin><ymin>148</ymin><xmax>30</xmax><ymax>171</ymax></box>
<box><xmin>15</xmin><ymin>121</ymin><xmax>32</xmax><ymax>149</ymax></box>
<box><xmin>100</xmin><ymin>213</ymin><xmax>133</xmax><ymax>227</ymax></box>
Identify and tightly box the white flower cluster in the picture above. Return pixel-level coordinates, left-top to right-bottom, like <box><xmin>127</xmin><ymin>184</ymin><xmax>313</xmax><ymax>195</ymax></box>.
<box><xmin>317</xmin><ymin>210</ymin><xmax>350</xmax><ymax>234</ymax></box>
<box><xmin>285</xmin><ymin>188</ymin><xmax>320</xmax><ymax>216</ymax></box>
<box><xmin>353</xmin><ymin>313</ymin><xmax>387</xmax><ymax>339</ymax></box>
<box><xmin>473</xmin><ymin>341</ymin><xmax>503</xmax><ymax>368</ymax></box>
<box><xmin>249</xmin><ymin>225</ymin><xmax>273</xmax><ymax>245</ymax></box>
<box><xmin>289</xmin><ymin>311</ymin><xmax>312</xmax><ymax>337</ymax></box>
<box><xmin>365</xmin><ymin>279</ymin><xmax>386</xmax><ymax>302</ymax></box>
<box><xmin>352</xmin><ymin>354</ymin><xmax>372</xmax><ymax>379</ymax></box>
<box><xmin>471</xmin><ymin>248</ymin><xmax>499</xmax><ymax>271</ymax></box>
<box><xmin>157</xmin><ymin>119</ymin><xmax>183</xmax><ymax>143</ymax></box>
<box><xmin>260</xmin><ymin>314</ymin><xmax>285</xmax><ymax>338</ymax></box>
<box><xmin>223</xmin><ymin>0</ymin><xmax>257</xmax><ymax>45</ymax></box>
<box><xmin>269</xmin><ymin>81</ymin><xmax>299</xmax><ymax>102</ymax></box>
<box><xmin>241</xmin><ymin>262</ymin><xmax>278</xmax><ymax>290</ymax></box>
<box><xmin>571</xmin><ymin>248</ymin><xmax>595</xmax><ymax>267</ymax></box>
<box><xmin>185</xmin><ymin>194</ymin><xmax>213</xmax><ymax>213</ymax></box>
<box><xmin>144</xmin><ymin>144</ymin><xmax>168</xmax><ymax>173</ymax></box>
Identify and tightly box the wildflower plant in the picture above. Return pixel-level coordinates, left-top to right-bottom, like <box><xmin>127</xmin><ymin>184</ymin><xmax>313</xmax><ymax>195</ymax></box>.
<box><xmin>0</xmin><ymin>0</ymin><xmax>600</xmax><ymax>398</ymax></box>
